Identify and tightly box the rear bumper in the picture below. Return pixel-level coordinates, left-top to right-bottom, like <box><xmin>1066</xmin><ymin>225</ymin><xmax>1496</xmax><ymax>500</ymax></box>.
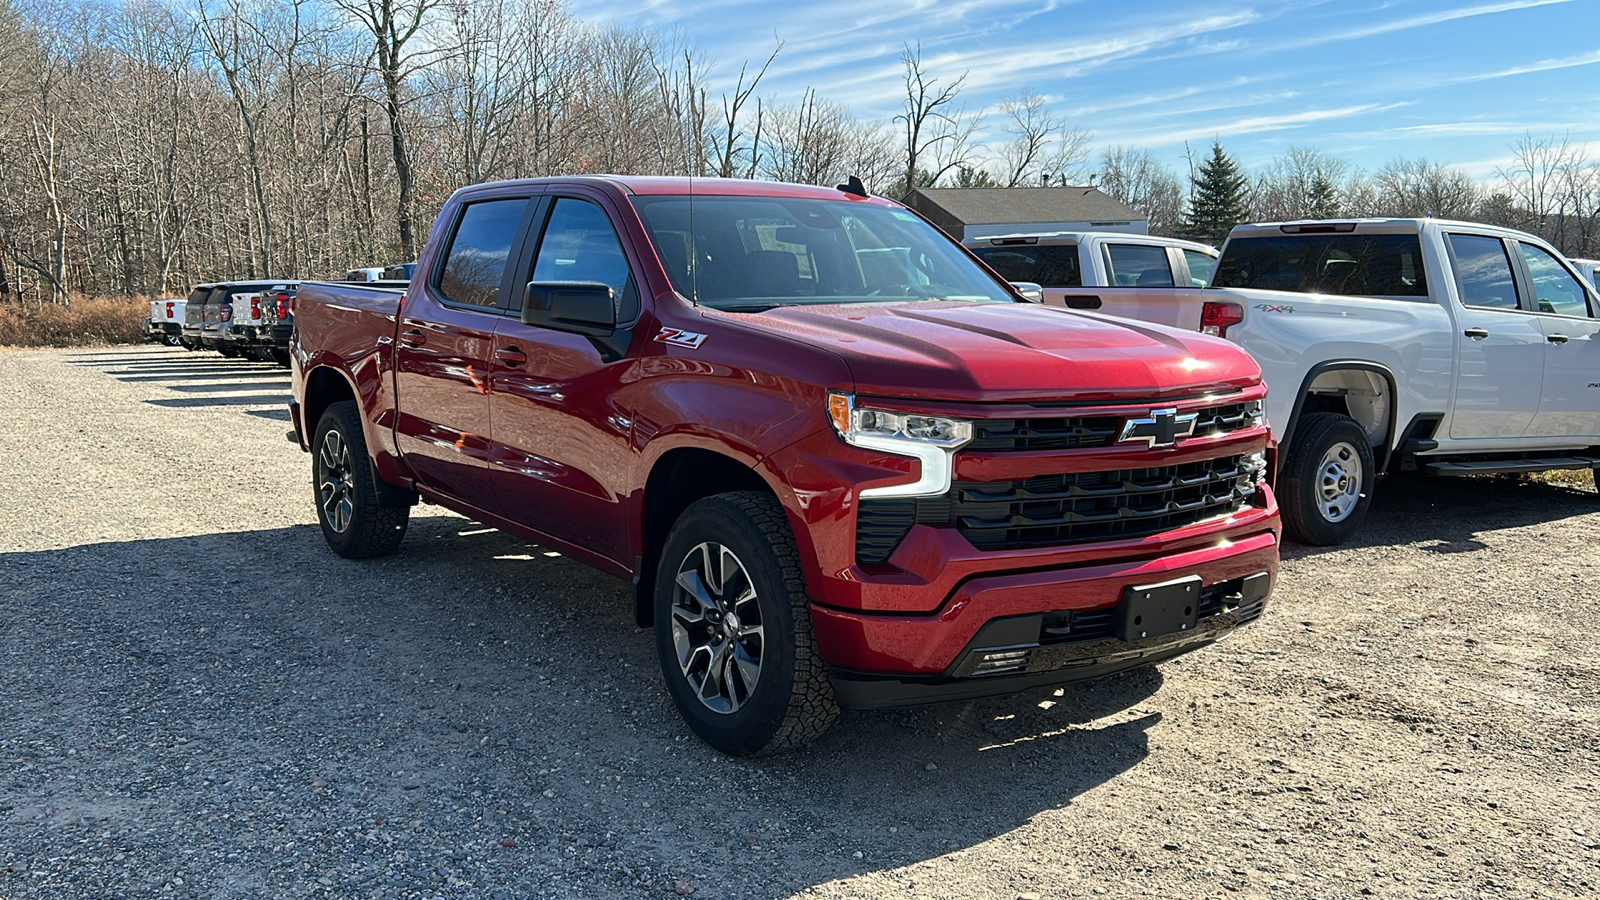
<box><xmin>811</xmin><ymin>525</ymin><xmax>1277</xmax><ymax>703</ymax></box>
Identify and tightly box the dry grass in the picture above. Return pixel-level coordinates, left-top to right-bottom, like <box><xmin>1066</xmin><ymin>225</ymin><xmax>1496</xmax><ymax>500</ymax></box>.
<box><xmin>0</xmin><ymin>296</ymin><xmax>149</xmax><ymax>348</ymax></box>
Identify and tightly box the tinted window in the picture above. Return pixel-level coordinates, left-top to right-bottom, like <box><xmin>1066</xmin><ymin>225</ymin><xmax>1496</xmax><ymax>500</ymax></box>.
<box><xmin>1214</xmin><ymin>234</ymin><xmax>1429</xmax><ymax>298</ymax></box>
<box><xmin>1447</xmin><ymin>234</ymin><xmax>1519</xmax><ymax>310</ymax></box>
<box><xmin>1182</xmin><ymin>249</ymin><xmax>1217</xmax><ymax>287</ymax></box>
<box><xmin>439</xmin><ymin>198</ymin><xmax>530</xmax><ymax>307</ymax></box>
<box><xmin>528</xmin><ymin>198</ymin><xmax>638</xmax><ymax>321</ymax></box>
<box><xmin>969</xmin><ymin>244</ymin><xmax>1082</xmax><ymax>286</ymax></box>
<box><xmin>1517</xmin><ymin>242</ymin><xmax>1591</xmax><ymax>317</ymax></box>
<box><xmin>1106</xmin><ymin>243</ymin><xmax>1174</xmax><ymax>287</ymax></box>
<box><xmin>631</xmin><ymin>196</ymin><xmax>1010</xmax><ymax>310</ymax></box>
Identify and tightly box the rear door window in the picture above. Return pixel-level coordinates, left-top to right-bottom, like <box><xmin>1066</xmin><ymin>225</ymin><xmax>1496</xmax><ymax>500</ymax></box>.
<box><xmin>1516</xmin><ymin>242</ymin><xmax>1591</xmax><ymax>317</ymax></box>
<box><xmin>1213</xmin><ymin>234</ymin><xmax>1429</xmax><ymax>297</ymax></box>
<box><xmin>968</xmin><ymin>244</ymin><xmax>1082</xmax><ymax>287</ymax></box>
<box><xmin>1182</xmin><ymin>249</ymin><xmax>1217</xmax><ymax>287</ymax></box>
<box><xmin>438</xmin><ymin>197</ymin><xmax>531</xmax><ymax>308</ymax></box>
<box><xmin>1105</xmin><ymin>243</ymin><xmax>1175</xmax><ymax>287</ymax></box>
<box><xmin>1446</xmin><ymin>234</ymin><xmax>1520</xmax><ymax>311</ymax></box>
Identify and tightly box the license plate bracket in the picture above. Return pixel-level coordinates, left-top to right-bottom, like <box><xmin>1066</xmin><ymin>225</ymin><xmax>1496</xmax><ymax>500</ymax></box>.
<box><xmin>1115</xmin><ymin>575</ymin><xmax>1202</xmax><ymax>641</ymax></box>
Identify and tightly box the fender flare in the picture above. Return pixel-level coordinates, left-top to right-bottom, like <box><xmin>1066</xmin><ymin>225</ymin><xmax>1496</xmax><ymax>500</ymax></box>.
<box><xmin>1283</xmin><ymin>360</ymin><xmax>1400</xmax><ymax>471</ymax></box>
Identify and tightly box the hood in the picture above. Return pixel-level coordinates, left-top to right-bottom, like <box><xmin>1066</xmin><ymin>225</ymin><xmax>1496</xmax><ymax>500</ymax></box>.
<box><xmin>718</xmin><ymin>301</ymin><xmax>1260</xmax><ymax>403</ymax></box>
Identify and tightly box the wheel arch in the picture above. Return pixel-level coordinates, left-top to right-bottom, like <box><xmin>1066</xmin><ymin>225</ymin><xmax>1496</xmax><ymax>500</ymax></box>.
<box><xmin>635</xmin><ymin>446</ymin><xmax>780</xmax><ymax>628</ymax></box>
<box><xmin>1283</xmin><ymin>360</ymin><xmax>1400</xmax><ymax>471</ymax></box>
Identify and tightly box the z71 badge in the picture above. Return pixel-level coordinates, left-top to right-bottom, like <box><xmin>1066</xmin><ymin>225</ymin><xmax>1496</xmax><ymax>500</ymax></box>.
<box><xmin>654</xmin><ymin>327</ymin><xmax>707</xmax><ymax>349</ymax></box>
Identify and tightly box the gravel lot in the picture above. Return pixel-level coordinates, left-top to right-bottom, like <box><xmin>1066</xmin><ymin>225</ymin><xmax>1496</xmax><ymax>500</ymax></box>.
<box><xmin>2</xmin><ymin>343</ymin><xmax>1598</xmax><ymax>900</ymax></box>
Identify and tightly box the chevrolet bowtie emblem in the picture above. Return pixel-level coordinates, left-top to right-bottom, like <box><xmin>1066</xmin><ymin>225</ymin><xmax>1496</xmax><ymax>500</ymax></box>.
<box><xmin>1119</xmin><ymin>408</ymin><xmax>1198</xmax><ymax>447</ymax></box>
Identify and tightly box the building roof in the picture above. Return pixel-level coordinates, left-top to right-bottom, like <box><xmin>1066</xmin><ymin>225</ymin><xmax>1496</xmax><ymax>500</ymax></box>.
<box><xmin>904</xmin><ymin>186</ymin><xmax>1144</xmax><ymax>226</ymax></box>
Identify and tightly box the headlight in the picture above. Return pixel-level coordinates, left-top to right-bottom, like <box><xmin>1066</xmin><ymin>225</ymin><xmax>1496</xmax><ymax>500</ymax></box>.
<box><xmin>828</xmin><ymin>393</ymin><xmax>972</xmax><ymax>498</ymax></box>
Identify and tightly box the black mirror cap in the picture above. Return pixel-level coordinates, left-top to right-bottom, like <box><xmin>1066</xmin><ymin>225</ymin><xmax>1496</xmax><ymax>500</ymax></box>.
<box><xmin>522</xmin><ymin>281</ymin><xmax>617</xmax><ymax>336</ymax></box>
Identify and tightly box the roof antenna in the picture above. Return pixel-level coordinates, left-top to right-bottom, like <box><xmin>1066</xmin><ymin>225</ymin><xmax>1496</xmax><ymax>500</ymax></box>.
<box><xmin>836</xmin><ymin>175</ymin><xmax>868</xmax><ymax>197</ymax></box>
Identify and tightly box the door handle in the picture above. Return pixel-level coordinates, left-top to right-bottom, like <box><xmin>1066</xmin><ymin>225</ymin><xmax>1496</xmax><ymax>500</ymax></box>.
<box><xmin>1546</xmin><ymin>333</ymin><xmax>1570</xmax><ymax>345</ymax></box>
<box><xmin>1463</xmin><ymin>328</ymin><xmax>1490</xmax><ymax>340</ymax></box>
<box><xmin>399</xmin><ymin>329</ymin><xmax>426</xmax><ymax>348</ymax></box>
<box><xmin>494</xmin><ymin>347</ymin><xmax>529</xmax><ymax>366</ymax></box>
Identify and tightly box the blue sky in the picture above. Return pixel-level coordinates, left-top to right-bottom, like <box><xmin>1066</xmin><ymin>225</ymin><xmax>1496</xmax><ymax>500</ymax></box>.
<box><xmin>588</xmin><ymin>0</ymin><xmax>1600</xmax><ymax>181</ymax></box>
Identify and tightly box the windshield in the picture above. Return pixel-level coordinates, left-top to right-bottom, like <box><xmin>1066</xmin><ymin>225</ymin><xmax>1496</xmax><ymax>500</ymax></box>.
<box><xmin>630</xmin><ymin>195</ymin><xmax>1014</xmax><ymax>310</ymax></box>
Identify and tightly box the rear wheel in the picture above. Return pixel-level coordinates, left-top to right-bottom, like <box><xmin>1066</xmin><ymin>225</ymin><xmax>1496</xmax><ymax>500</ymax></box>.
<box><xmin>654</xmin><ymin>492</ymin><xmax>837</xmax><ymax>756</ymax></box>
<box><xmin>312</xmin><ymin>401</ymin><xmax>409</xmax><ymax>558</ymax></box>
<box><xmin>218</xmin><ymin>344</ymin><xmax>241</xmax><ymax>358</ymax></box>
<box><xmin>1280</xmin><ymin>412</ymin><xmax>1375</xmax><ymax>545</ymax></box>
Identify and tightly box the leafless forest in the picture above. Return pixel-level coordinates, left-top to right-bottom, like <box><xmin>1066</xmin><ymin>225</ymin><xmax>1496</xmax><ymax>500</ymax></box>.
<box><xmin>1</xmin><ymin>0</ymin><xmax>1597</xmax><ymax>303</ymax></box>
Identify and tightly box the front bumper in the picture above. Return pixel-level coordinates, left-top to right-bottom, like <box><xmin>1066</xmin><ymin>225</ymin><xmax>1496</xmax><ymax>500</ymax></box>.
<box><xmin>811</xmin><ymin>524</ymin><xmax>1277</xmax><ymax>700</ymax></box>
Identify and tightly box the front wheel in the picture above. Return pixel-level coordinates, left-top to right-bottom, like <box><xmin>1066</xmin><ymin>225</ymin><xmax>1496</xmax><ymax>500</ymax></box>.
<box><xmin>1280</xmin><ymin>412</ymin><xmax>1375</xmax><ymax>545</ymax></box>
<box><xmin>655</xmin><ymin>492</ymin><xmax>838</xmax><ymax>756</ymax></box>
<box><xmin>312</xmin><ymin>401</ymin><xmax>409</xmax><ymax>558</ymax></box>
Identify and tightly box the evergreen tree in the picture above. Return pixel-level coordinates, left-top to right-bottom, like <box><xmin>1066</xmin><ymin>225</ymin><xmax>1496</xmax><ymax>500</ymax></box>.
<box><xmin>1180</xmin><ymin>141</ymin><xmax>1251</xmax><ymax>244</ymax></box>
<box><xmin>1305</xmin><ymin>172</ymin><xmax>1340</xmax><ymax>219</ymax></box>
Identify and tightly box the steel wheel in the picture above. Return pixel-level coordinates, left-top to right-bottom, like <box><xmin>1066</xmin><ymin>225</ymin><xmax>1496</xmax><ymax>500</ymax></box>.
<box><xmin>316</xmin><ymin>429</ymin><xmax>356</xmax><ymax>534</ymax></box>
<box><xmin>670</xmin><ymin>541</ymin><xmax>765</xmax><ymax>714</ymax></box>
<box><xmin>1315</xmin><ymin>440</ymin><xmax>1362</xmax><ymax>522</ymax></box>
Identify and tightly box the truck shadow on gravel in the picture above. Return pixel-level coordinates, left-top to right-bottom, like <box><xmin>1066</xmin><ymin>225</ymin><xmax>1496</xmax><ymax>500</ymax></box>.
<box><xmin>3</xmin><ymin>513</ymin><xmax>1163</xmax><ymax>896</ymax></box>
<box><xmin>65</xmin><ymin>348</ymin><xmax>291</xmax><ymax>414</ymax></box>
<box><xmin>1282</xmin><ymin>473</ymin><xmax>1598</xmax><ymax>559</ymax></box>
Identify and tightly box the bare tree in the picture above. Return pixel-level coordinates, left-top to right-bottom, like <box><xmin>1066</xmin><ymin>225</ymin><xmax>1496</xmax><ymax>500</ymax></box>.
<box><xmin>335</xmin><ymin>0</ymin><xmax>445</xmax><ymax>259</ymax></box>
<box><xmin>708</xmin><ymin>41</ymin><xmax>780</xmax><ymax>179</ymax></box>
<box><xmin>1250</xmin><ymin>146</ymin><xmax>1351</xmax><ymax>221</ymax></box>
<box><xmin>996</xmin><ymin>89</ymin><xmax>1090</xmax><ymax>188</ymax></box>
<box><xmin>894</xmin><ymin>42</ymin><xmax>982</xmax><ymax>196</ymax></box>
<box><xmin>1369</xmin><ymin>157</ymin><xmax>1479</xmax><ymax>219</ymax></box>
<box><xmin>1096</xmin><ymin>145</ymin><xmax>1184</xmax><ymax>235</ymax></box>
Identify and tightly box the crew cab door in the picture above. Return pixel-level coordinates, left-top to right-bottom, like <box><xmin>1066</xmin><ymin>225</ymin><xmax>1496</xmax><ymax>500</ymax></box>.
<box><xmin>487</xmin><ymin>193</ymin><xmax>641</xmax><ymax>564</ymax></box>
<box><xmin>1443</xmin><ymin>232</ymin><xmax>1546</xmax><ymax>440</ymax></box>
<box><xmin>1514</xmin><ymin>240</ymin><xmax>1600</xmax><ymax>438</ymax></box>
<box><xmin>393</xmin><ymin>194</ymin><xmax>536</xmax><ymax>507</ymax></box>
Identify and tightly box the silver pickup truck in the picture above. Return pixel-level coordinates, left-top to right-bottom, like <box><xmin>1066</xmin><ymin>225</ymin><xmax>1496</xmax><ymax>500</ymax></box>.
<box><xmin>1058</xmin><ymin>218</ymin><xmax>1600</xmax><ymax>544</ymax></box>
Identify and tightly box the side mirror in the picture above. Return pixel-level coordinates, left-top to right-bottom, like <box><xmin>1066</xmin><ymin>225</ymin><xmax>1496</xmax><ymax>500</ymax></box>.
<box><xmin>1009</xmin><ymin>281</ymin><xmax>1044</xmax><ymax>303</ymax></box>
<box><xmin>522</xmin><ymin>281</ymin><xmax>617</xmax><ymax>336</ymax></box>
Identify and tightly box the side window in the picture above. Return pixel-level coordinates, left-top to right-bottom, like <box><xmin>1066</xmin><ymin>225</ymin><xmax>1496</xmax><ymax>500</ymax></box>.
<box><xmin>438</xmin><ymin>197</ymin><xmax>530</xmax><ymax>308</ymax></box>
<box><xmin>1516</xmin><ymin>242</ymin><xmax>1591</xmax><ymax>318</ymax></box>
<box><xmin>1182</xmin><ymin>249</ymin><xmax>1217</xmax><ymax>287</ymax></box>
<box><xmin>528</xmin><ymin>198</ymin><xmax>638</xmax><ymax>321</ymax></box>
<box><xmin>1105</xmin><ymin>243</ymin><xmax>1174</xmax><ymax>287</ymax></box>
<box><xmin>1447</xmin><ymin>234</ymin><xmax>1520</xmax><ymax>311</ymax></box>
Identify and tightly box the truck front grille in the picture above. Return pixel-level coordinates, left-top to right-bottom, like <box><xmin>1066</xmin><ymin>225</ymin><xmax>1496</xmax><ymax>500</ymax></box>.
<box><xmin>855</xmin><ymin>455</ymin><xmax>1256</xmax><ymax>563</ymax></box>
<box><xmin>965</xmin><ymin>400</ymin><xmax>1259</xmax><ymax>453</ymax></box>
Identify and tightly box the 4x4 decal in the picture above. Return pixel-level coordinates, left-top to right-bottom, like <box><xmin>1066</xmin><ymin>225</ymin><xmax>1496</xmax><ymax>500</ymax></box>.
<box><xmin>655</xmin><ymin>327</ymin><xmax>707</xmax><ymax>349</ymax></box>
<box><xmin>1254</xmin><ymin>303</ymin><xmax>1296</xmax><ymax>314</ymax></box>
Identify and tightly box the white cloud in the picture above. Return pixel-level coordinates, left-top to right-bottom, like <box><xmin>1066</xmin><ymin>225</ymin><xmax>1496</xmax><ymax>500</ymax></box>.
<box><xmin>1449</xmin><ymin>48</ymin><xmax>1600</xmax><ymax>83</ymax></box>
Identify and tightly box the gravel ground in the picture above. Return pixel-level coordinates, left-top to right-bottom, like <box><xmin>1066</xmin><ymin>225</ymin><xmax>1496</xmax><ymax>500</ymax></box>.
<box><xmin>2</xmin><ymin>343</ymin><xmax>1598</xmax><ymax>900</ymax></box>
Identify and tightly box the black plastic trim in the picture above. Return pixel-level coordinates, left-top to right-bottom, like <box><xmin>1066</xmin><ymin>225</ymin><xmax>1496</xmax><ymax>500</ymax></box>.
<box><xmin>1283</xmin><ymin>360</ymin><xmax>1399</xmax><ymax>471</ymax></box>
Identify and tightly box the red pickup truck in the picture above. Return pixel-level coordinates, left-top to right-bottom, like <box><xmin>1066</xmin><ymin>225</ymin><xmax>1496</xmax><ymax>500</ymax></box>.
<box><xmin>289</xmin><ymin>176</ymin><xmax>1281</xmax><ymax>755</ymax></box>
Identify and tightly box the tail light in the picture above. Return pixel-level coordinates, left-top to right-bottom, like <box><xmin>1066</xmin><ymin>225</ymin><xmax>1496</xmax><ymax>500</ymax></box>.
<box><xmin>250</xmin><ymin>297</ymin><xmax>261</xmax><ymax>321</ymax></box>
<box><xmin>220</xmin><ymin>302</ymin><xmax>233</xmax><ymax>321</ymax></box>
<box><xmin>1200</xmin><ymin>301</ymin><xmax>1244</xmax><ymax>338</ymax></box>
<box><xmin>275</xmin><ymin>292</ymin><xmax>291</xmax><ymax>319</ymax></box>
<box><xmin>165</xmin><ymin>302</ymin><xmax>174</xmax><ymax>318</ymax></box>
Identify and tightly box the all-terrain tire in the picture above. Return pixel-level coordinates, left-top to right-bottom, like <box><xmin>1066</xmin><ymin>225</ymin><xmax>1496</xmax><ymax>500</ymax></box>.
<box><xmin>654</xmin><ymin>492</ymin><xmax>838</xmax><ymax>756</ymax></box>
<box><xmin>312</xmin><ymin>401</ymin><xmax>409</xmax><ymax>559</ymax></box>
<box><xmin>1280</xmin><ymin>412</ymin><xmax>1375</xmax><ymax>546</ymax></box>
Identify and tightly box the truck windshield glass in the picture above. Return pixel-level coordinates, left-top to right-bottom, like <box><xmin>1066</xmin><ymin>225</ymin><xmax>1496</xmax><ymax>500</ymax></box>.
<box><xmin>1213</xmin><ymin>234</ymin><xmax>1429</xmax><ymax>298</ymax></box>
<box><xmin>631</xmin><ymin>195</ymin><xmax>1013</xmax><ymax>310</ymax></box>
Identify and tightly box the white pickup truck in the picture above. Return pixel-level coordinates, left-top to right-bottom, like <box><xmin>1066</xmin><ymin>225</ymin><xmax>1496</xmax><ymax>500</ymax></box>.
<box><xmin>1573</xmin><ymin>257</ymin><xmax>1599</xmax><ymax>290</ymax></box>
<box><xmin>965</xmin><ymin>231</ymin><xmax>1219</xmax><ymax>328</ymax></box>
<box><xmin>1065</xmin><ymin>218</ymin><xmax>1600</xmax><ymax>545</ymax></box>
